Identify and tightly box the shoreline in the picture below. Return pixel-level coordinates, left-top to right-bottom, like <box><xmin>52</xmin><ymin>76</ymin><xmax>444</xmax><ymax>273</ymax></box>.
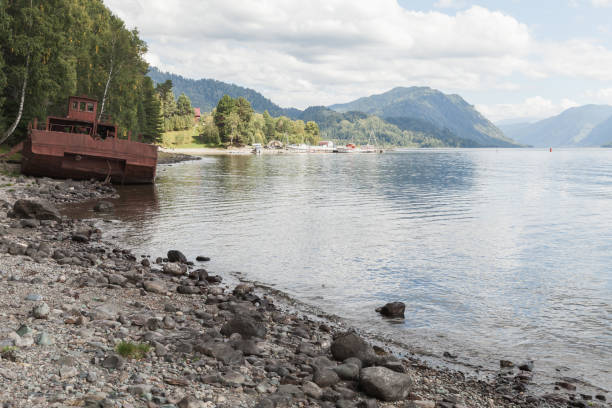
<box><xmin>0</xmin><ymin>171</ymin><xmax>607</xmax><ymax>407</ymax></box>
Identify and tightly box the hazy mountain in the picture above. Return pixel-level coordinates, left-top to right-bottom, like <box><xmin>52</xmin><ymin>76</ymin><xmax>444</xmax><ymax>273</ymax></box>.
<box><xmin>583</xmin><ymin>115</ymin><xmax>612</xmax><ymax>146</ymax></box>
<box><xmin>500</xmin><ymin>105</ymin><xmax>612</xmax><ymax>147</ymax></box>
<box><xmin>147</xmin><ymin>67</ymin><xmax>301</xmax><ymax>118</ymax></box>
<box><xmin>329</xmin><ymin>87</ymin><xmax>518</xmax><ymax>147</ymax></box>
<box><xmin>299</xmin><ymin>106</ymin><xmax>468</xmax><ymax>147</ymax></box>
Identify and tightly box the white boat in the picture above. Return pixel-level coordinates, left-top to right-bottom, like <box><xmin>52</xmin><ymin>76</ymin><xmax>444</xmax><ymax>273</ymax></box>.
<box><xmin>252</xmin><ymin>143</ymin><xmax>262</xmax><ymax>154</ymax></box>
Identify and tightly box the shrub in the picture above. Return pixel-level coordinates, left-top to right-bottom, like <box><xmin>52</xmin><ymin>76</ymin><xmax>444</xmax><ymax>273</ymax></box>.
<box><xmin>115</xmin><ymin>341</ymin><xmax>151</xmax><ymax>359</ymax></box>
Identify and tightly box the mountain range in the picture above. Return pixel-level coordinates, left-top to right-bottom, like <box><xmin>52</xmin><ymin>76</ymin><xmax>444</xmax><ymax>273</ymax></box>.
<box><xmin>499</xmin><ymin>105</ymin><xmax>612</xmax><ymax>147</ymax></box>
<box><xmin>148</xmin><ymin>67</ymin><xmax>300</xmax><ymax>118</ymax></box>
<box><xmin>148</xmin><ymin>68</ymin><xmax>517</xmax><ymax>147</ymax></box>
<box><xmin>330</xmin><ymin>87</ymin><xmax>517</xmax><ymax>147</ymax></box>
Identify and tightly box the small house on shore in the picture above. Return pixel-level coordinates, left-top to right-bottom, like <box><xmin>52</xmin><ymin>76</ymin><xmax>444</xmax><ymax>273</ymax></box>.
<box><xmin>193</xmin><ymin>107</ymin><xmax>201</xmax><ymax>123</ymax></box>
<box><xmin>267</xmin><ymin>140</ymin><xmax>283</xmax><ymax>149</ymax></box>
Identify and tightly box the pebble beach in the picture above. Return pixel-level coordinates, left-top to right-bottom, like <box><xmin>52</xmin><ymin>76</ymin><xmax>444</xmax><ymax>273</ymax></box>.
<box><xmin>0</xmin><ymin>162</ymin><xmax>607</xmax><ymax>408</ymax></box>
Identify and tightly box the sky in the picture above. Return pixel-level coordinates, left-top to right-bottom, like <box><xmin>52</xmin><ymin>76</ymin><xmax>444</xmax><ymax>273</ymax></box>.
<box><xmin>103</xmin><ymin>0</ymin><xmax>612</xmax><ymax>123</ymax></box>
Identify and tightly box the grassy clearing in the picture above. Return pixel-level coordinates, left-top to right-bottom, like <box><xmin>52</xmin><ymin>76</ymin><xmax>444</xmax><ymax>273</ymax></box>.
<box><xmin>159</xmin><ymin>129</ymin><xmax>223</xmax><ymax>149</ymax></box>
<box><xmin>115</xmin><ymin>341</ymin><xmax>151</xmax><ymax>359</ymax></box>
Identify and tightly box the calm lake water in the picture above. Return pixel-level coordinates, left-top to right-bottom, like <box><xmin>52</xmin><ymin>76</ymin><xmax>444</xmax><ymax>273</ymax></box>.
<box><xmin>74</xmin><ymin>149</ymin><xmax>612</xmax><ymax>394</ymax></box>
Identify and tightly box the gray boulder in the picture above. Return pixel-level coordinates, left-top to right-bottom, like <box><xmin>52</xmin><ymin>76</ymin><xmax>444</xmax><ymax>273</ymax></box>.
<box><xmin>221</xmin><ymin>316</ymin><xmax>266</xmax><ymax>339</ymax></box>
<box><xmin>167</xmin><ymin>250</ymin><xmax>187</xmax><ymax>263</ymax></box>
<box><xmin>143</xmin><ymin>280</ymin><xmax>166</xmax><ymax>294</ymax></box>
<box><xmin>360</xmin><ymin>366</ymin><xmax>412</xmax><ymax>401</ymax></box>
<box><xmin>163</xmin><ymin>262</ymin><xmax>186</xmax><ymax>276</ymax></box>
<box><xmin>375</xmin><ymin>302</ymin><xmax>405</xmax><ymax>318</ymax></box>
<box><xmin>12</xmin><ymin>199</ymin><xmax>61</xmax><ymax>221</ymax></box>
<box><xmin>330</xmin><ymin>332</ymin><xmax>377</xmax><ymax>366</ymax></box>
<box><xmin>194</xmin><ymin>341</ymin><xmax>244</xmax><ymax>365</ymax></box>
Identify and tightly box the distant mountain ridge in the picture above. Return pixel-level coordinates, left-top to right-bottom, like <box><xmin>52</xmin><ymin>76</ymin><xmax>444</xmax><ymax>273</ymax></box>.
<box><xmin>147</xmin><ymin>67</ymin><xmax>300</xmax><ymax>118</ymax></box>
<box><xmin>298</xmin><ymin>106</ymin><xmax>474</xmax><ymax>147</ymax></box>
<box><xmin>500</xmin><ymin>105</ymin><xmax>612</xmax><ymax>147</ymax></box>
<box><xmin>148</xmin><ymin>67</ymin><xmax>517</xmax><ymax>147</ymax></box>
<box><xmin>329</xmin><ymin>87</ymin><xmax>518</xmax><ymax>147</ymax></box>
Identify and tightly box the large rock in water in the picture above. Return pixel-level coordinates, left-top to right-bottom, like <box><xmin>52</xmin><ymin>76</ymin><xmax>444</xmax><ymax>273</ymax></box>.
<box><xmin>330</xmin><ymin>332</ymin><xmax>377</xmax><ymax>366</ymax></box>
<box><xmin>12</xmin><ymin>199</ymin><xmax>61</xmax><ymax>221</ymax></box>
<box><xmin>375</xmin><ymin>302</ymin><xmax>405</xmax><ymax>318</ymax></box>
<box><xmin>93</xmin><ymin>201</ymin><xmax>114</xmax><ymax>212</ymax></box>
<box><xmin>360</xmin><ymin>366</ymin><xmax>412</xmax><ymax>401</ymax></box>
<box><xmin>167</xmin><ymin>250</ymin><xmax>187</xmax><ymax>263</ymax></box>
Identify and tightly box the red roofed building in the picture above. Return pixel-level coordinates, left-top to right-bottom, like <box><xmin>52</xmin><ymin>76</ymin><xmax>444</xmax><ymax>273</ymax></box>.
<box><xmin>193</xmin><ymin>107</ymin><xmax>201</xmax><ymax>123</ymax></box>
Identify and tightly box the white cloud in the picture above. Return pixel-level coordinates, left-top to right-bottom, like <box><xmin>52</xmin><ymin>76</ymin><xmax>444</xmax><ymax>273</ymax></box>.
<box><xmin>583</xmin><ymin>88</ymin><xmax>612</xmax><ymax>104</ymax></box>
<box><xmin>103</xmin><ymin>0</ymin><xmax>612</xmax><ymax>118</ymax></box>
<box><xmin>104</xmin><ymin>1</ymin><xmax>533</xmax><ymax>108</ymax></box>
<box><xmin>434</xmin><ymin>0</ymin><xmax>468</xmax><ymax>9</ymax></box>
<box><xmin>591</xmin><ymin>0</ymin><xmax>612</xmax><ymax>6</ymax></box>
<box><xmin>478</xmin><ymin>97</ymin><xmax>579</xmax><ymax>122</ymax></box>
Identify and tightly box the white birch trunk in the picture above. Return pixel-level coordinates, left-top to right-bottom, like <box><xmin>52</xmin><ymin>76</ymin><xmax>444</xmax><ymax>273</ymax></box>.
<box><xmin>0</xmin><ymin>54</ymin><xmax>29</xmax><ymax>145</ymax></box>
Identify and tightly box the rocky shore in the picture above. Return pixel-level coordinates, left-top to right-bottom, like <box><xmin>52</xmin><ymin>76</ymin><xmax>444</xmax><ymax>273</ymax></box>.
<box><xmin>157</xmin><ymin>151</ymin><xmax>202</xmax><ymax>165</ymax></box>
<box><xmin>0</xmin><ymin>173</ymin><xmax>608</xmax><ymax>408</ymax></box>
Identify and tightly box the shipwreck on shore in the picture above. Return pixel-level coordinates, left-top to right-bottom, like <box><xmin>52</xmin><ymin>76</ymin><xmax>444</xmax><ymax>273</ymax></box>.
<box><xmin>20</xmin><ymin>96</ymin><xmax>157</xmax><ymax>184</ymax></box>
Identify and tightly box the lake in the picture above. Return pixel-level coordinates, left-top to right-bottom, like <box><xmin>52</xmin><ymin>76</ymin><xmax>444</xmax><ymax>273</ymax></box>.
<box><xmin>75</xmin><ymin>149</ymin><xmax>612</xmax><ymax>394</ymax></box>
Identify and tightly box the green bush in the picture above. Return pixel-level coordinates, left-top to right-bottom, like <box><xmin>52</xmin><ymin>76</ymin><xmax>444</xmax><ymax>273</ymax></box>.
<box><xmin>115</xmin><ymin>341</ymin><xmax>151</xmax><ymax>359</ymax></box>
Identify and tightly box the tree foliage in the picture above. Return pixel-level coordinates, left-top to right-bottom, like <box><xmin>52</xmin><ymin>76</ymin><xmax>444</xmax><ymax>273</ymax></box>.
<box><xmin>0</xmin><ymin>0</ymin><xmax>161</xmax><ymax>144</ymax></box>
<box><xmin>205</xmin><ymin>95</ymin><xmax>320</xmax><ymax>147</ymax></box>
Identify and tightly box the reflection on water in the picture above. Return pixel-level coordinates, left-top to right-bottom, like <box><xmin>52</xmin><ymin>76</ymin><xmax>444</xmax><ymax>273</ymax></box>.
<box><xmin>72</xmin><ymin>150</ymin><xmax>612</xmax><ymax>393</ymax></box>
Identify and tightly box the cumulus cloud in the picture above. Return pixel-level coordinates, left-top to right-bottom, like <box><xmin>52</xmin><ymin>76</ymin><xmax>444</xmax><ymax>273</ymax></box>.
<box><xmin>434</xmin><ymin>0</ymin><xmax>468</xmax><ymax>8</ymax></box>
<box><xmin>478</xmin><ymin>97</ymin><xmax>579</xmax><ymax>122</ymax></box>
<box><xmin>591</xmin><ymin>0</ymin><xmax>612</xmax><ymax>6</ymax></box>
<box><xmin>583</xmin><ymin>88</ymin><xmax>612</xmax><ymax>104</ymax></box>
<box><xmin>104</xmin><ymin>0</ymin><xmax>535</xmax><ymax>107</ymax></box>
<box><xmin>104</xmin><ymin>0</ymin><xmax>612</xmax><ymax>119</ymax></box>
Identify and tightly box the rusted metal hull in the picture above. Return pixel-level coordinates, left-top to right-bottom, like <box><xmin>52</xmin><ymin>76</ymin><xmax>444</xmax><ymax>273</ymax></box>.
<box><xmin>21</xmin><ymin>129</ymin><xmax>157</xmax><ymax>184</ymax></box>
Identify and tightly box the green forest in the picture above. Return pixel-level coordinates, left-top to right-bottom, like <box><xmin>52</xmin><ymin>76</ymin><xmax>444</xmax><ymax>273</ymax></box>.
<box><xmin>198</xmin><ymin>95</ymin><xmax>320</xmax><ymax>146</ymax></box>
<box><xmin>0</xmin><ymin>0</ymin><xmax>163</xmax><ymax>144</ymax></box>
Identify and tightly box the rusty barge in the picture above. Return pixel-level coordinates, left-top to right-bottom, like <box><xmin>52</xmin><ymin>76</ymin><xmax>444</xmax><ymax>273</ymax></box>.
<box><xmin>21</xmin><ymin>96</ymin><xmax>157</xmax><ymax>184</ymax></box>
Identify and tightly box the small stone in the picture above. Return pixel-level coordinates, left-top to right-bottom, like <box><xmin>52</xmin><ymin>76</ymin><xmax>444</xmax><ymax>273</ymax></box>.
<box><xmin>36</xmin><ymin>332</ymin><xmax>54</xmax><ymax>346</ymax></box>
<box><xmin>16</xmin><ymin>324</ymin><xmax>33</xmax><ymax>337</ymax></box>
<box><xmin>102</xmin><ymin>354</ymin><xmax>125</xmax><ymax>370</ymax></box>
<box><xmin>555</xmin><ymin>381</ymin><xmax>576</xmax><ymax>391</ymax></box>
<box><xmin>25</xmin><ymin>294</ymin><xmax>43</xmax><ymax>301</ymax></box>
<box><xmin>59</xmin><ymin>366</ymin><xmax>78</xmax><ymax>379</ymax></box>
<box><xmin>177</xmin><ymin>396</ymin><xmax>206</xmax><ymax>408</ymax></box>
<box><xmin>500</xmin><ymin>360</ymin><xmax>514</xmax><ymax>368</ymax></box>
<box><xmin>32</xmin><ymin>302</ymin><xmax>50</xmax><ymax>319</ymax></box>
<box><xmin>143</xmin><ymin>280</ymin><xmax>166</xmax><ymax>294</ymax></box>
<box><xmin>93</xmin><ymin>201</ymin><xmax>114</xmax><ymax>212</ymax></box>
<box><xmin>196</xmin><ymin>256</ymin><xmax>210</xmax><ymax>262</ymax></box>
<box><xmin>302</xmin><ymin>381</ymin><xmax>323</xmax><ymax>399</ymax></box>
<box><xmin>518</xmin><ymin>360</ymin><xmax>534</xmax><ymax>371</ymax></box>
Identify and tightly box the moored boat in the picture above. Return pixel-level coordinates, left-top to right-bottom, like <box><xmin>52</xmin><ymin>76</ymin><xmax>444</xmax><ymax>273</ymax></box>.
<box><xmin>21</xmin><ymin>96</ymin><xmax>157</xmax><ymax>184</ymax></box>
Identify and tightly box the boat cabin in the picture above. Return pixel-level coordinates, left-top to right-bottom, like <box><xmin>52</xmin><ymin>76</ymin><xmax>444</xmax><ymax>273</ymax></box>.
<box><xmin>46</xmin><ymin>96</ymin><xmax>117</xmax><ymax>140</ymax></box>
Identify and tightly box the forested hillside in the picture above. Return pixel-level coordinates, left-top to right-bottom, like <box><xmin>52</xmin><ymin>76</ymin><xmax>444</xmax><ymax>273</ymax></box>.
<box><xmin>148</xmin><ymin>67</ymin><xmax>301</xmax><ymax>119</ymax></box>
<box><xmin>0</xmin><ymin>0</ymin><xmax>162</xmax><ymax>144</ymax></box>
<box><xmin>330</xmin><ymin>87</ymin><xmax>518</xmax><ymax>147</ymax></box>
<box><xmin>299</xmin><ymin>107</ymin><xmax>450</xmax><ymax>147</ymax></box>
